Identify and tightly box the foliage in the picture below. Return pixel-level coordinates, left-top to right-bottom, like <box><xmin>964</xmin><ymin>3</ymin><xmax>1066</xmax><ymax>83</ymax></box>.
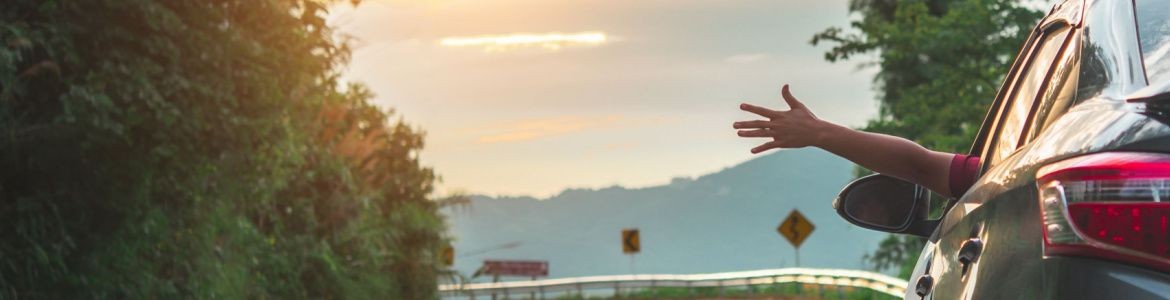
<box><xmin>1</xmin><ymin>0</ymin><xmax>449</xmax><ymax>298</ymax></box>
<box><xmin>811</xmin><ymin>0</ymin><xmax>1043</xmax><ymax>276</ymax></box>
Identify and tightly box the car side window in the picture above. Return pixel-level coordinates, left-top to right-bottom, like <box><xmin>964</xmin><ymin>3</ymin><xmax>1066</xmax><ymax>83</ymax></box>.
<box><xmin>986</xmin><ymin>25</ymin><xmax>1073</xmax><ymax>168</ymax></box>
<box><xmin>1027</xmin><ymin>30</ymin><xmax>1081</xmax><ymax>142</ymax></box>
<box><xmin>1135</xmin><ymin>0</ymin><xmax>1170</xmax><ymax>85</ymax></box>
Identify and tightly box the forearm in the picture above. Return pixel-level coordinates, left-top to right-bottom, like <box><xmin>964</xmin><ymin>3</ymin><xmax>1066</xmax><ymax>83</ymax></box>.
<box><xmin>813</xmin><ymin>121</ymin><xmax>955</xmax><ymax>196</ymax></box>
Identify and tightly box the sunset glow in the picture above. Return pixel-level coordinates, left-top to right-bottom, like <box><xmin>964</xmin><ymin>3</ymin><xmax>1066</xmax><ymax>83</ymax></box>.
<box><xmin>439</xmin><ymin>32</ymin><xmax>607</xmax><ymax>51</ymax></box>
<box><xmin>332</xmin><ymin>1</ymin><xmax>878</xmax><ymax>197</ymax></box>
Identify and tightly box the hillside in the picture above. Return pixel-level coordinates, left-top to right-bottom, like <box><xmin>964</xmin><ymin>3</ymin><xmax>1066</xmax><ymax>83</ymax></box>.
<box><xmin>443</xmin><ymin>148</ymin><xmax>889</xmax><ymax>281</ymax></box>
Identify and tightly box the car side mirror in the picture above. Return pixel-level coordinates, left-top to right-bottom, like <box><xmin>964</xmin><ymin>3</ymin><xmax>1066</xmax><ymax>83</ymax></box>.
<box><xmin>832</xmin><ymin>174</ymin><xmax>938</xmax><ymax>237</ymax></box>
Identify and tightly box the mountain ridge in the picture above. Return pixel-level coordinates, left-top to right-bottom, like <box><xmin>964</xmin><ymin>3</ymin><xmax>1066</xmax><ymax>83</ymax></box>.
<box><xmin>444</xmin><ymin>148</ymin><xmax>888</xmax><ymax>281</ymax></box>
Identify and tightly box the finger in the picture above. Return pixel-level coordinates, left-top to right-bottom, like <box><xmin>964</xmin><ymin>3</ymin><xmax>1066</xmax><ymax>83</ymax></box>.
<box><xmin>739</xmin><ymin>103</ymin><xmax>780</xmax><ymax>118</ymax></box>
<box><xmin>751</xmin><ymin>141</ymin><xmax>782</xmax><ymax>154</ymax></box>
<box><xmin>737</xmin><ymin>129</ymin><xmax>772</xmax><ymax>138</ymax></box>
<box><xmin>732</xmin><ymin>120</ymin><xmax>771</xmax><ymax>129</ymax></box>
<box><xmin>781</xmin><ymin>84</ymin><xmax>808</xmax><ymax>110</ymax></box>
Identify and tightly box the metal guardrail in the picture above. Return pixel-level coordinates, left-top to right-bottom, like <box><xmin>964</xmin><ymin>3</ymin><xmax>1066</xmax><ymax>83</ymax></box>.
<box><xmin>439</xmin><ymin>267</ymin><xmax>908</xmax><ymax>299</ymax></box>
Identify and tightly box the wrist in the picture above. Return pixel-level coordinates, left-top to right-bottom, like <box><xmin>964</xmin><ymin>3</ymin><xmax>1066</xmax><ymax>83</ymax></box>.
<box><xmin>811</xmin><ymin>119</ymin><xmax>842</xmax><ymax>148</ymax></box>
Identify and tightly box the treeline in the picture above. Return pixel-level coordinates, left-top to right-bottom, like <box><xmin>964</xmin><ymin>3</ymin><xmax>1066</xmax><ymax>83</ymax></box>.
<box><xmin>1</xmin><ymin>0</ymin><xmax>448</xmax><ymax>298</ymax></box>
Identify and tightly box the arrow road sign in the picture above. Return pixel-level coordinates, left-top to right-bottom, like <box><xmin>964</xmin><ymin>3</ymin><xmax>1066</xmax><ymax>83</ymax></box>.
<box><xmin>482</xmin><ymin>260</ymin><xmax>549</xmax><ymax>277</ymax></box>
<box><xmin>622</xmin><ymin>228</ymin><xmax>640</xmax><ymax>254</ymax></box>
<box><xmin>441</xmin><ymin>245</ymin><xmax>454</xmax><ymax>267</ymax></box>
<box><xmin>778</xmin><ymin>209</ymin><xmax>815</xmax><ymax>248</ymax></box>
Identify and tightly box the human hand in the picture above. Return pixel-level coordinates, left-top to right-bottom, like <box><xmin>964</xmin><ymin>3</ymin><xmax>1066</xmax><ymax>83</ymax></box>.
<box><xmin>733</xmin><ymin>84</ymin><xmax>824</xmax><ymax>154</ymax></box>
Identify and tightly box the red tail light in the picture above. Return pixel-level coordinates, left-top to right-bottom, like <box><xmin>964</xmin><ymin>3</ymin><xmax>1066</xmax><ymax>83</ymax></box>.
<box><xmin>1037</xmin><ymin>152</ymin><xmax>1170</xmax><ymax>272</ymax></box>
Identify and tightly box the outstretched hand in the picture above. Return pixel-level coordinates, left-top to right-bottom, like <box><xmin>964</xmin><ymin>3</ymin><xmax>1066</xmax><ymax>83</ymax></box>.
<box><xmin>733</xmin><ymin>84</ymin><xmax>824</xmax><ymax>154</ymax></box>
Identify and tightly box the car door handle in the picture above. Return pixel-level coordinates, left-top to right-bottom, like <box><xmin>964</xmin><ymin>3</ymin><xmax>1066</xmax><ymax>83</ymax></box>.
<box><xmin>957</xmin><ymin>238</ymin><xmax>983</xmax><ymax>276</ymax></box>
<box><xmin>915</xmin><ymin>274</ymin><xmax>934</xmax><ymax>297</ymax></box>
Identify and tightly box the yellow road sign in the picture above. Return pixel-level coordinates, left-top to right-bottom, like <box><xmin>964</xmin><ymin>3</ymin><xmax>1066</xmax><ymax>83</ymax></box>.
<box><xmin>778</xmin><ymin>209</ymin><xmax>815</xmax><ymax>248</ymax></box>
<box><xmin>622</xmin><ymin>228</ymin><xmax>640</xmax><ymax>254</ymax></box>
<box><xmin>441</xmin><ymin>245</ymin><xmax>454</xmax><ymax>266</ymax></box>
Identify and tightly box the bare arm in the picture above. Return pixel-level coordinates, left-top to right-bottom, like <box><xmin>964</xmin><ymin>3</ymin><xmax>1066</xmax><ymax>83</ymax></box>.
<box><xmin>733</xmin><ymin>84</ymin><xmax>957</xmax><ymax>197</ymax></box>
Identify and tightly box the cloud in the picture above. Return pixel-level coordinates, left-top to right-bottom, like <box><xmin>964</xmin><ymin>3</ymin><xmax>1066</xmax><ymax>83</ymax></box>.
<box><xmin>440</xmin><ymin>31</ymin><xmax>609</xmax><ymax>52</ymax></box>
<box><xmin>474</xmin><ymin>115</ymin><xmax>626</xmax><ymax>144</ymax></box>
<box><xmin>604</xmin><ymin>142</ymin><xmax>639</xmax><ymax>151</ymax></box>
<box><xmin>470</xmin><ymin>115</ymin><xmax>675</xmax><ymax>144</ymax></box>
<box><xmin>724</xmin><ymin>53</ymin><xmax>769</xmax><ymax>64</ymax></box>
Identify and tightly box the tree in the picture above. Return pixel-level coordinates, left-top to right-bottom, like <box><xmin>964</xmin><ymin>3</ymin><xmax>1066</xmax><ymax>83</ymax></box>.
<box><xmin>812</xmin><ymin>0</ymin><xmax>1042</xmax><ymax>277</ymax></box>
<box><xmin>1</xmin><ymin>1</ymin><xmax>447</xmax><ymax>298</ymax></box>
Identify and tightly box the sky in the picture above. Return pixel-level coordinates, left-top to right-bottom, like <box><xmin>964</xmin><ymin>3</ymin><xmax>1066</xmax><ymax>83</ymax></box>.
<box><xmin>327</xmin><ymin>0</ymin><xmax>878</xmax><ymax>198</ymax></box>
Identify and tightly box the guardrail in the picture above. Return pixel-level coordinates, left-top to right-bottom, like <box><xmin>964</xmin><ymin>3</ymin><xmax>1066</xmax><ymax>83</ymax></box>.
<box><xmin>439</xmin><ymin>267</ymin><xmax>908</xmax><ymax>299</ymax></box>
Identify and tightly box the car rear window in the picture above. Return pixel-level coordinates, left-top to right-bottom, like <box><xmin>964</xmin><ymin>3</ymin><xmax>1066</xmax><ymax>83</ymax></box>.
<box><xmin>1136</xmin><ymin>0</ymin><xmax>1170</xmax><ymax>84</ymax></box>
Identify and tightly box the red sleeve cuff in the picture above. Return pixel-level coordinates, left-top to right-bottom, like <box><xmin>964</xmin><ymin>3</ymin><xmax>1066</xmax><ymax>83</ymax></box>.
<box><xmin>948</xmin><ymin>154</ymin><xmax>981</xmax><ymax>197</ymax></box>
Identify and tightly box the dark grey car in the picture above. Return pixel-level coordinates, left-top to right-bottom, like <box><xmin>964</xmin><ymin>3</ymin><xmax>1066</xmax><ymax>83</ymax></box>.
<box><xmin>832</xmin><ymin>0</ymin><xmax>1170</xmax><ymax>298</ymax></box>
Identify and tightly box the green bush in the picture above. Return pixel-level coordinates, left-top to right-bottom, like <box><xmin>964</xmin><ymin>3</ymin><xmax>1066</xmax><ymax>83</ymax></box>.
<box><xmin>1</xmin><ymin>0</ymin><xmax>447</xmax><ymax>298</ymax></box>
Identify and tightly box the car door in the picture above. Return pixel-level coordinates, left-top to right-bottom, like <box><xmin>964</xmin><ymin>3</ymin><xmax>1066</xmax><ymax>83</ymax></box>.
<box><xmin>908</xmin><ymin>7</ymin><xmax>1082</xmax><ymax>299</ymax></box>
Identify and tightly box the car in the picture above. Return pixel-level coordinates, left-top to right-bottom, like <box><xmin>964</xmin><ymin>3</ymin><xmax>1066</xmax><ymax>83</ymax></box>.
<box><xmin>830</xmin><ymin>0</ymin><xmax>1170</xmax><ymax>298</ymax></box>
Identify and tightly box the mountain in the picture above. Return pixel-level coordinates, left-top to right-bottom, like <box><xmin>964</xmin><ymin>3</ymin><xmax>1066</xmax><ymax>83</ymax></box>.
<box><xmin>442</xmin><ymin>148</ymin><xmax>890</xmax><ymax>281</ymax></box>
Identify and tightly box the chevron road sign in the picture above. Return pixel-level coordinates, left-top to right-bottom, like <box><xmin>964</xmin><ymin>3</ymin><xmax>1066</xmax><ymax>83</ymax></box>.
<box><xmin>622</xmin><ymin>228</ymin><xmax>640</xmax><ymax>254</ymax></box>
<box><xmin>778</xmin><ymin>209</ymin><xmax>814</xmax><ymax>248</ymax></box>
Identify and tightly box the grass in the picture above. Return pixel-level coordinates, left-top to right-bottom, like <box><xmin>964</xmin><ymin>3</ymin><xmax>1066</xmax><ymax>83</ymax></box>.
<box><xmin>544</xmin><ymin>283</ymin><xmax>901</xmax><ymax>300</ymax></box>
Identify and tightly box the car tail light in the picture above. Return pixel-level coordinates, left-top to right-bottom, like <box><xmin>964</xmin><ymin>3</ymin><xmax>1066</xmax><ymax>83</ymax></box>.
<box><xmin>1037</xmin><ymin>152</ymin><xmax>1170</xmax><ymax>272</ymax></box>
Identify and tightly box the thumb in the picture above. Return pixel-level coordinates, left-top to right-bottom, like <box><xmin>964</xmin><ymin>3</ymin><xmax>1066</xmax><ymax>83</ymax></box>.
<box><xmin>781</xmin><ymin>84</ymin><xmax>807</xmax><ymax>110</ymax></box>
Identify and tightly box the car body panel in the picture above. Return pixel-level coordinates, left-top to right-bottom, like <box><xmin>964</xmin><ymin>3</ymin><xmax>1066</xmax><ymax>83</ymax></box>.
<box><xmin>909</xmin><ymin>99</ymin><xmax>1170</xmax><ymax>299</ymax></box>
<box><xmin>1044</xmin><ymin>256</ymin><xmax>1170</xmax><ymax>299</ymax></box>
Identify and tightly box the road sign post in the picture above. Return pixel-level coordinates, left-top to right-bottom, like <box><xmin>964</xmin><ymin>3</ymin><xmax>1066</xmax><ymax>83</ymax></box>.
<box><xmin>622</xmin><ymin>228</ymin><xmax>639</xmax><ymax>276</ymax></box>
<box><xmin>777</xmin><ymin>209</ymin><xmax>815</xmax><ymax>267</ymax></box>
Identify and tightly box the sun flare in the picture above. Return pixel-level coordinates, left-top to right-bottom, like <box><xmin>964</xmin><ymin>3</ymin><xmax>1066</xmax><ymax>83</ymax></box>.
<box><xmin>439</xmin><ymin>31</ymin><xmax>608</xmax><ymax>51</ymax></box>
